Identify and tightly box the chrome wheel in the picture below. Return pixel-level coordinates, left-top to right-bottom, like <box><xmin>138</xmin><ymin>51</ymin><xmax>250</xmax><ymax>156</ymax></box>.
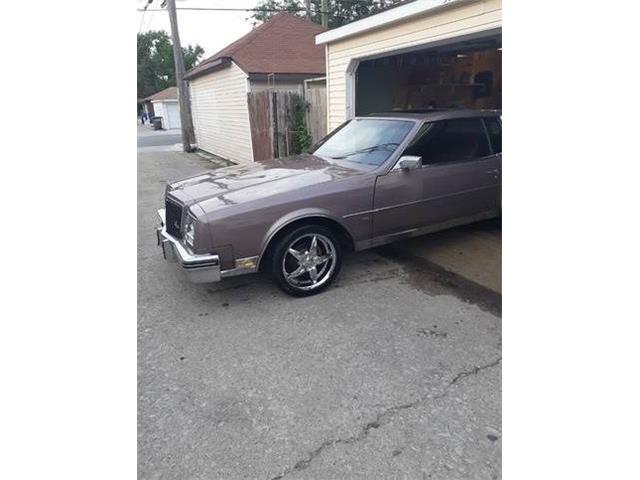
<box><xmin>281</xmin><ymin>233</ymin><xmax>337</xmax><ymax>291</ymax></box>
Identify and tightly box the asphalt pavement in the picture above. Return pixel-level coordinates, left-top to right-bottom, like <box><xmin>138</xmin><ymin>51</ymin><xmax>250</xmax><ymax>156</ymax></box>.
<box><xmin>137</xmin><ymin>133</ymin><xmax>183</xmax><ymax>148</ymax></box>
<box><xmin>138</xmin><ymin>150</ymin><xmax>502</xmax><ymax>480</ymax></box>
<box><xmin>137</xmin><ymin>123</ymin><xmax>183</xmax><ymax>150</ymax></box>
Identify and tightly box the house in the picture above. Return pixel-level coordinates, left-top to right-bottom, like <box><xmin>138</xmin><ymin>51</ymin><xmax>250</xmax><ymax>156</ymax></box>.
<box><xmin>184</xmin><ymin>13</ymin><xmax>326</xmax><ymax>164</ymax></box>
<box><xmin>316</xmin><ymin>0</ymin><xmax>502</xmax><ymax>131</ymax></box>
<box><xmin>143</xmin><ymin>86</ymin><xmax>182</xmax><ymax>130</ymax></box>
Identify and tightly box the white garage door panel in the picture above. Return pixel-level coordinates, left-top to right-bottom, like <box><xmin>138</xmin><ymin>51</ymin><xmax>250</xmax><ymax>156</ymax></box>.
<box><xmin>165</xmin><ymin>102</ymin><xmax>181</xmax><ymax>130</ymax></box>
<box><xmin>190</xmin><ymin>62</ymin><xmax>254</xmax><ymax>164</ymax></box>
<box><xmin>152</xmin><ymin>102</ymin><xmax>165</xmax><ymax>123</ymax></box>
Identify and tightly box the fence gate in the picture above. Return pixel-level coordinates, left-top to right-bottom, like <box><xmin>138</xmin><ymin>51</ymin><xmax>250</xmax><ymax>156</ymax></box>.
<box><xmin>248</xmin><ymin>88</ymin><xmax>327</xmax><ymax>161</ymax></box>
<box><xmin>304</xmin><ymin>87</ymin><xmax>327</xmax><ymax>145</ymax></box>
<box><xmin>247</xmin><ymin>91</ymin><xmax>274</xmax><ymax>161</ymax></box>
<box><xmin>248</xmin><ymin>91</ymin><xmax>299</xmax><ymax>161</ymax></box>
<box><xmin>272</xmin><ymin>92</ymin><xmax>297</xmax><ymax>159</ymax></box>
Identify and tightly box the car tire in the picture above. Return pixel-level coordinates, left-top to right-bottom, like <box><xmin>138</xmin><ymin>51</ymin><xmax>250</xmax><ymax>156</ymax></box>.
<box><xmin>270</xmin><ymin>224</ymin><xmax>343</xmax><ymax>297</ymax></box>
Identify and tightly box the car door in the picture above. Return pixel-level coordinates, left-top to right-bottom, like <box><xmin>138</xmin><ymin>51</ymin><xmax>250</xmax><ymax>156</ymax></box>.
<box><xmin>483</xmin><ymin>116</ymin><xmax>502</xmax><ymax>209</ymax></box>
<box><xmin>372</xmin><ymin>117</ymin><xmax>501</xmax><ymax>241</ymax></box>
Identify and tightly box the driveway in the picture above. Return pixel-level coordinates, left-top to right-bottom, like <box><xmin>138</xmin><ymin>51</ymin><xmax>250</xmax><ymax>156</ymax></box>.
<box><xmin>138</xmin><ymin>151</ymin><xmax>502</xmax><ymax>480</ymax></box>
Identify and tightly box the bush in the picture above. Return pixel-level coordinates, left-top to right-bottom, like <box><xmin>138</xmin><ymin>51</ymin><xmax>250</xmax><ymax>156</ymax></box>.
<box><xmin>292</xmin><ymin>97</ymin><xmax>312</xmax><ymax>154</ymax></box>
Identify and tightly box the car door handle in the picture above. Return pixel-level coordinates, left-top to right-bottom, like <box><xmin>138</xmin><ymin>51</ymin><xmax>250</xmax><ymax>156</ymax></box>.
<box><xmin>487</xmin><ymin>168</ymin><xmax>500</xmax><ymax>174</ymax></box>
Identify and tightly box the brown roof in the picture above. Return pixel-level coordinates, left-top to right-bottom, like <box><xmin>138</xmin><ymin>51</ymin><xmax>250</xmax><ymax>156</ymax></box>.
<box><xmin>143</xmin><ymin>86</ymin><xmax>178</xmax><ymax>102</ymax></box>
<box><xmin>185</xmin><ymin>13</ymin><xmax>326</xmax><ymax>80</ymax></box>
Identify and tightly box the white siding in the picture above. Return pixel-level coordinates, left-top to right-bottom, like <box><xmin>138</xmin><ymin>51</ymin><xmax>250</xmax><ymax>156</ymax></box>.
<box><xmin>325</xmin><ymin>0</ymin><xmax>502</xmax><ymax>131</ymax></box>
<box><xmin>151</xmin><ymin>101</ymin><xmax>166</xmax><ymax>124</ymax></box>
<box><xmin>189</xmin><ymin>61</ymin><xmax>254</xmax><ymax>164</ymax></box>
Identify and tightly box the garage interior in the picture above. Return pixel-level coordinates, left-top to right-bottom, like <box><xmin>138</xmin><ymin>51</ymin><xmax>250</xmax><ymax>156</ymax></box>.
<box><xmin>354</xmin><ymin>33</ymin><xmax>502</xmax><ymax>293</ymax></box>
<box><xmin>355</xmin><ymin>33</ymin><xmax>501</xmax><ymax>115</ymax></box>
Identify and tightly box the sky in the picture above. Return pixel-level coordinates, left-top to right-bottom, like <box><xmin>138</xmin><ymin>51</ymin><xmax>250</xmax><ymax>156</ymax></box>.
<box><xmin>137</xmin><ymin>0</ymin><xmax>262</xmax><ymax>59</ymax></box>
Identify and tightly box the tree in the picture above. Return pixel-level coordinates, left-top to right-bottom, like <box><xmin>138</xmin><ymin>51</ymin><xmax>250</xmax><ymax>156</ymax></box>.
<box><xmin>251</xmin><ymin>0</ymin><xmax>406</xmax><ymax>28</ymax></box>
<box><xmin>252</xmin><ymin>0</ymin><xmax>303</xmax><ymax>25</ymax></box>
<box><xmin>137</xmin><ymin>30</ymin><xmax>204</xmax><ymax>100</ymax></box>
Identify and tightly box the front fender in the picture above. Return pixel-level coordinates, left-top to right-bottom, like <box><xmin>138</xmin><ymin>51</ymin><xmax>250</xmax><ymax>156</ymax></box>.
<box><xmin>257</xmin><ymin>208</ymin><xmax>355</xmax><ymax>266</ymax></box>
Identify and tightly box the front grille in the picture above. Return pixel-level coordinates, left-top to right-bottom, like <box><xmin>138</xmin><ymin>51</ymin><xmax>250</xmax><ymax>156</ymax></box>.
<box><xmin>165</xmin><ymin>199</ymin><xmax>183</xmax><ymax>238</ymax></box>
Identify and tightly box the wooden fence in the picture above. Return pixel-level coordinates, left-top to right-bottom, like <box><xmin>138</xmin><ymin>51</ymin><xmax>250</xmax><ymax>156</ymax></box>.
<box><xmin>247</xmin><ymin>91</ymin><xmax>274</xmax><ymax>161</ymax></box>
<box><xmin>305</xmin><ymin>87</ymin><xmax>327</xmax><ymax>145</ymax></box>
<box><xmin>247</xmin><ymin>91</ymin><xmax>297</xmax><ymax>161</ymax></box>
<box><xmin>247</xmin><ymin>87</ymin><xmax>327</xmax><ymax>162</ymax></box>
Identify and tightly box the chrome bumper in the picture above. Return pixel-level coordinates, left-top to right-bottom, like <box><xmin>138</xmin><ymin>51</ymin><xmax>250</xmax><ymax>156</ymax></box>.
<box><xmin>156</xmin><ymin>209</ymin><xmax>221</xmax><ymax>283</ymax></box>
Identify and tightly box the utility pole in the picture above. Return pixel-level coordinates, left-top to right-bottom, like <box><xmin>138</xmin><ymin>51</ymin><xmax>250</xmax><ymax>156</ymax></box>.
<box><xmin>321</xmin><ymin>0</ymin><xmax>328</xmax><ymax>28</ymax></box>
<box><xmin>166</xmin><ymin>0</ymin><xmax>195</xmax><ymax>152</ymax></box>
<box><xmin>305</xmin><ymin>0</ymin><xmax>311</xmax><ymax>21</ymax></box>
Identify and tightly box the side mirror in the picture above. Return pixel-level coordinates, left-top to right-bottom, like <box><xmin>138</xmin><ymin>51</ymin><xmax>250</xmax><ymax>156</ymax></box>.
<box><xmin>398</xmin><ymin>155</ymin><xmax>422</xmax><ymax>170</ymax></box>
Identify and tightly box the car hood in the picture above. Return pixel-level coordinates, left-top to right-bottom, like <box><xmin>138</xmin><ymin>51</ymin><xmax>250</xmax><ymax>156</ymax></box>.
<box><xmin>166</xmin><ymin>154</ymin><xmax>368</xmax><ymax>212</ymax></box>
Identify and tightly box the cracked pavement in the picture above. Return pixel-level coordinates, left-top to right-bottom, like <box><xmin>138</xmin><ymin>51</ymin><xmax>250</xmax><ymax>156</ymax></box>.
<box><xmin>138</xmin><ymin>151</ymin><xmax>502</xmax><ymax>480</ymax></box>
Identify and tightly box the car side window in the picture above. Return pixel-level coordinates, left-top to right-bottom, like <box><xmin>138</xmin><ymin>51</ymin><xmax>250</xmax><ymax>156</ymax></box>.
<box><xmin>483</xmin><ymin>117</ymin><xmax>502</xmax><ymax>154</ymax></box>
<box><xmin>403</xmin><ymin>118</ymin><xmax>491</xmax><ymax>165</ymax></box>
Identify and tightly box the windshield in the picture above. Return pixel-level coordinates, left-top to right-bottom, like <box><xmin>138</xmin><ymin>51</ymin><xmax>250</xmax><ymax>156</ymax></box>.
<box><xmin>312</xmin><ymin>118</ymin><xmax>414</xmax><ymax>166</ymax></box>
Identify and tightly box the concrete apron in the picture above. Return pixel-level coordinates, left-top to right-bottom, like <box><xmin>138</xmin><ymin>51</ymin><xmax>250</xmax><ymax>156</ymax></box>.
<box><xmin>382</xmin><ymin>218</ymin><xmax>502</xmax><ymax>294</ymax></box>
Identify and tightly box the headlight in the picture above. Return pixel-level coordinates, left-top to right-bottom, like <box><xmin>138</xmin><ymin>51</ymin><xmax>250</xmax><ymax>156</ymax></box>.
<box><xmin>184</xmin><ymin>218</ymin><xmax>195</xmax><ymax>249</ymax></box>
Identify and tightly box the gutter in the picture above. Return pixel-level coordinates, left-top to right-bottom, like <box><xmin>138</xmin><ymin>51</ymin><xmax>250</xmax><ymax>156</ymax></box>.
<box><xmin>184</xmin><ymin>57</ymin><xmax>232</xmax><ymax>81</ymax></box>
<box><xmin>315</xmin><ymin>0</ymin><xmax>476</xmax><ymax>45</ymax></box>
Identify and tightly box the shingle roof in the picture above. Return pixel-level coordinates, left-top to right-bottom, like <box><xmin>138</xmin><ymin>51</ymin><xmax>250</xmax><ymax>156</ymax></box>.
<box><xmin>185</xmin><ymin>13</ymin><xmax>326</xmax><ymax>80</ymax></box>
<box><xmin>143</xmin><ymin>86</ymin><xmax>178</xmax><ymax>101</ymax></box>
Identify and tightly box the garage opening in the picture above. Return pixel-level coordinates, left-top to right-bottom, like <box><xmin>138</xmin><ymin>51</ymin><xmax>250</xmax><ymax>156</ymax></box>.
<box><xmin>355</xmin><ymin>33</ymin><xmax>501</xmax><ymax>115</ymax></box>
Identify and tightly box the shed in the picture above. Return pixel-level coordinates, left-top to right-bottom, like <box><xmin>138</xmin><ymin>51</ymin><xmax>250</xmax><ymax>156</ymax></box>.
<box><xmin>316</xmin><ymin>0</ymin><xmax>502</xmax><ymax>131</ymax></box>
<box><xmin>143</xmin><ymin>86</ymin><xmax>182</xmax><ymax>130</ymax></box>
<box><xmin>185</xmin><ymin>13</ymin><xmax>326</xmax><ymax>164</ymax></box>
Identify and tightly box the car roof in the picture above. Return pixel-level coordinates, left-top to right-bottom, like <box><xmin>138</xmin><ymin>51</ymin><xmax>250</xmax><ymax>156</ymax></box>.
<box><xmin>362</xmin><ymin>109</ymin><xmax>501</xmax><ymax>122</ymax></box>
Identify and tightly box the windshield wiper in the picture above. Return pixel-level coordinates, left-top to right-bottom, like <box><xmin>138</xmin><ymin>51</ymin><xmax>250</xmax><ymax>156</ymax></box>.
<box><xmin>329</xmin><ymin>142</ymin><xmax>400</xmax><ymax>160</ymax></box>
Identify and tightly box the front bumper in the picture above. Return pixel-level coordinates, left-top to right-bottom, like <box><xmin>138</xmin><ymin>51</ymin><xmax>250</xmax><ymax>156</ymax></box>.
<box><xmin>156</xmin><ymin>209</ymin><xmax>221</xmax><ymax>283</ymax></box>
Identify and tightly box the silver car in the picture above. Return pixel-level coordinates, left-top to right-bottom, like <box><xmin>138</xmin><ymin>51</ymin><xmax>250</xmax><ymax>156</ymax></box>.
<box><xmin>157</xmin><ymin>109</ymin><xmax>502</xmax><ymax>296</ymax></box>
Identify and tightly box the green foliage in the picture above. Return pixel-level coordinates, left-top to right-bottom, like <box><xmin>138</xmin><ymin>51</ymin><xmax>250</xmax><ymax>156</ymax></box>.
<box><xmin>252</xmin><ymin>0</ymin><xmax>406</xmax><ymax>28</ymax></box>
<box><xmin>137</xmin><ymin>30</ymin><xmax>204</xmax><ymax>100</ymax></box>
<box><xmin>292</xmin><ymin>97</ymin><xmax>313</xmax><ymax>154</ymax></box>
<box><xmin>252</xmin><ymin>0</ymin><xmax>302</xmax><ymax>25</ymax></box>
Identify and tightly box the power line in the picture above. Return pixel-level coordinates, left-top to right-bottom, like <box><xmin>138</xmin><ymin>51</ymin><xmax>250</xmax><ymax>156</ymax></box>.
<box><xmin>138</xmin><ymin>0</ymin><xmax>155</xmax><ymax>34</ymax></box>
<box><xmin>136</xmin><ymin>1</ymin><xmax>399</xmax><ymax>17</ymax></box>
<box><xmin>138</xmin><ymin>6</ymin><xmax>148</xmax><ymax>33</ymax></box>
<box><xmin>137</xmin><ymin>7</ymin><xmax>331</xmax><ymax>13</ymax></box>
<box><xmin>138</xmin><ymin>11</ymin><xmax>147</xmax><ymax>33</ymax></box>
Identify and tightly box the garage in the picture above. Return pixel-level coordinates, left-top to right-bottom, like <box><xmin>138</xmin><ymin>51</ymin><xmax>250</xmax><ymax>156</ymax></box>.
<box><xmin>152</xmin><ymin>99</ymin><xmax>181</xmax><ymax>130</ymax></box>
<box><xmin>315</xmin><ymin>0</ymin><xmax>502</xmax><ymax>293</ymax></box>
<box><xmin>143</xmin><ymin>86</ymin><xmax>183</xmax><ymax>130</ymax></box>
<box><xmin>316</xmin><ymin>0</ymin><xmax>502</xmax><ymax>130</ymax></box>
<box><xmin>354</xmin><ymin>34</ymin><xmax>500</xmax><ymax>115</ymax></box>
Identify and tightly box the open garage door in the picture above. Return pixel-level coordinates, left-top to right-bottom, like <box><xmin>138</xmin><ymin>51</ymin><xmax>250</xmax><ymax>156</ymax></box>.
<box><xmin>355</xmin><ymin>33</ymin><xmax>501</xmax><ymax>115</ymax></box>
